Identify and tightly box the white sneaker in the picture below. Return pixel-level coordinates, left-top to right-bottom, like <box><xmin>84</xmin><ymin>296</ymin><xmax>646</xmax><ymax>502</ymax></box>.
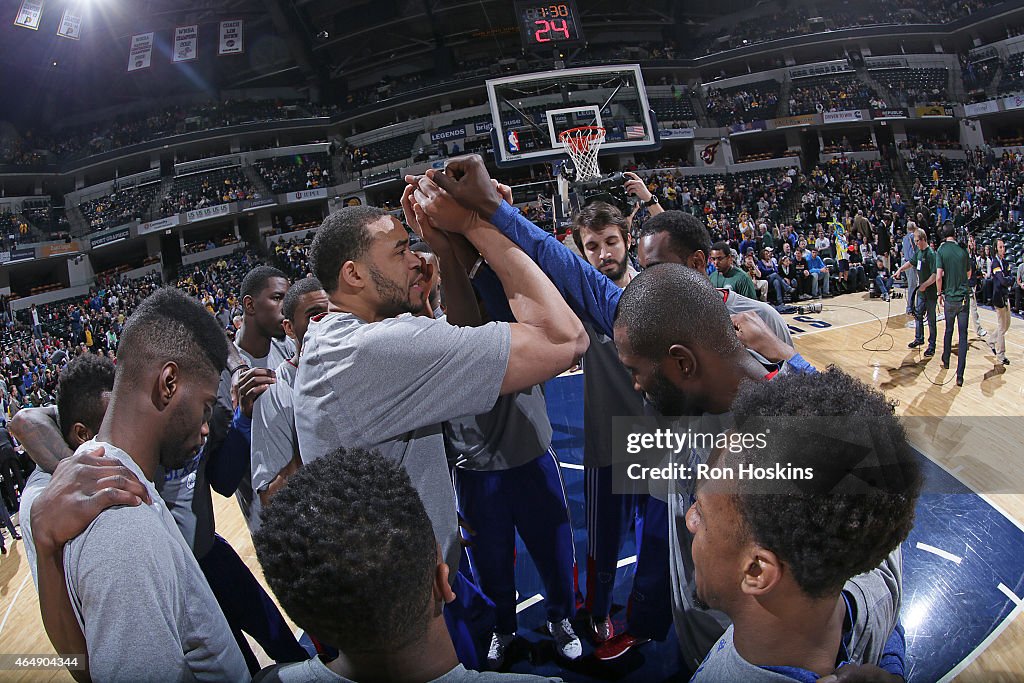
<box><xmin>548</xmin><ymin>618</ymin><xmax>583</xmax><ymax>660</ymax></box>
<box><xmin>591</xmin><ymin>616</ymin><xmax>614</xmax><ymax>643</ymax></box>
<box><xmin>486</xmin><ymin>632</ymin><xmax>514</xmax><ymax>670</ymax></box>
<box><xmin>977</xmin><ymin>328</ymin><xmax>988</xmax><ymax>338</ymax></box>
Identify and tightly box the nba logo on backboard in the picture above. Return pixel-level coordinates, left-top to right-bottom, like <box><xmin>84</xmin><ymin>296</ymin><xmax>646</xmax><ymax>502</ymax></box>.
<box><xmin>507</xmin><ymin>130</ymin><xmax>520</xmax><ymax>153</ymax></box>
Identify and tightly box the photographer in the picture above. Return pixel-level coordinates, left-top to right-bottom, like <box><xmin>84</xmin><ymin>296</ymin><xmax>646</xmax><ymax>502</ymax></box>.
<box><xmin>623</xmin><ymin>171</ymin><xmax>664</xmax><ymax>218</ymax></box>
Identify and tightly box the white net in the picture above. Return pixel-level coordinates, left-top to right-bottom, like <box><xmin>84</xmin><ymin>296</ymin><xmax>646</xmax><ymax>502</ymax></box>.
<box><xmin>559</xmin><ymin>126</ymin><xmax>605</xmax><ymax>181</ymax></box>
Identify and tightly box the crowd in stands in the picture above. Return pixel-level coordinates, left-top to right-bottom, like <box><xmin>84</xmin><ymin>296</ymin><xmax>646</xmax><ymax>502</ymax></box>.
<box><xmin>704</xmin><ymin>81</ymin><xmax>782</xmax><ymax>126</ymax></box>
<box><xmin>77</xmin><ymin>183</ymin><xmax>161</xmax><ymax>232</ymax></box>
<box><xmin>253</xmin><ymin>153</ymin><xmax>331</xmax><ymax>194</ymax></box>
<box><xmin>789</xmin><ymin>74</ymin><xmax>884</xmax><ymax>115</ymax></box>
<box><xmin>272</xmin><ymin>238</ymin><xmax>314</xmax><ymax>280</ymax></box>
<box><xmin>160</xmin><ymin>169</ymin><xmax>259</xmax><ymax>217</ymax></box>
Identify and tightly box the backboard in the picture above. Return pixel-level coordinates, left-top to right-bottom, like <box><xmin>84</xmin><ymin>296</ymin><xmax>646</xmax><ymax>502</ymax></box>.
<box><xmin>486</xmin><ymin>64</ymin><xmax>659</xmax><ymax>167</ymax></box>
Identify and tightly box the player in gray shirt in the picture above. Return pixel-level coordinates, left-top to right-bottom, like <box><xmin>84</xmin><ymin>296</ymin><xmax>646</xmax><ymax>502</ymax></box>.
<box><xmin>31</xmin><ymin>288</ymin><xmax>249</xmax><ymax>682</ymax></box>
<box><xmin>688</xmin><ymin>371</ymin><xmax>920</xmax><ymax>682</ymax></box>
<box><xmin>250</xmin><ymin>277</ymin><xmax>328</xmax><ymax>509</ymax></box>
<box><xmin>253</xmin><ymin>446</ymin><xmax>561</xmax><ymax>683</ymax></box>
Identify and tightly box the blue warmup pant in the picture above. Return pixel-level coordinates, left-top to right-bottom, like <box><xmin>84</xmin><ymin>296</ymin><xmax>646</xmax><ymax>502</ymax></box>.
<box><xmin>444</xmin><ymin>565</ymin><xmax>497</xmax><ymax>669</ymax></box>
<box><xmin>584</xmin><ymin>464</ymin><xmax>673</xmax><ymax>640</ymax></box>
<box><xmin>455</xmin><ymin>448</ymin><xmax>576</xmax><ymax>635</ymax></box>
<box><xmin>199</xmin><ymin>534</ymin><xmax>309</xmax><ymax>675</ymax></box>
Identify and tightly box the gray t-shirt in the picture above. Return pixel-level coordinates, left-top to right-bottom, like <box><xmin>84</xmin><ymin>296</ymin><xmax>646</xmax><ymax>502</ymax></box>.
<box><xmin>691</xmin><ymin>551</ymin><xmax>903</xmax><ymax>682</ymax></box>
<box><xmin>251</xmin><ymin>358</ymin><xmax>299</xmax><ymax>497</ymax></box>
<box><xmin>19</xmin><ymin>466</ymin><xmax>49</xmax><ymax>587</ymax></box>
<box><xmin>445</xmin><ymin>383</ymin><xmax>552</xmax><ymax>471</ymax></box>
<box><xmin>63</xmin><ymin>440</ymin><xmax>249</xmax><ymax>682</ymax></box>
<box><xmin>721</xmin><ymin>289</ymin><xmax>793</xmax><ymax>346</ymax></box>
<box><xmin>255</xmin><ymin>658</ymin><xmax>561</xmax><ymax>683</ymax></box>
<box><xmin>294</xmin><ymin>312</ymin><xmax>511</xmax><ymax>576</ymax></box>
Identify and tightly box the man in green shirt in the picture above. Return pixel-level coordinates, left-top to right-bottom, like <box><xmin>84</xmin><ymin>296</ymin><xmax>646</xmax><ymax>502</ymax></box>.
<box><xmin>895</xmin><ymin>228</ymin><xmax>937</xmax><ymax>356</ymax></box>
<box><xmin>709</xmin><ymin>241</ymin><xmax>758</xmax><ymax>300</ymax></box>
<box><xmin>936</xmin><ymin>223</ymin><xmax>972</xmax><ymax>386</ymax></box>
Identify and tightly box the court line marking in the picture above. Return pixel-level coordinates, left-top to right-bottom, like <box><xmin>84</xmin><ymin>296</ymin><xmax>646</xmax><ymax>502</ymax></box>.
<box><xmin>939</xmin><ymin>596</ymin><xmax>1024</xmax><ymax>683</ymax></box>
<box><xmin>559</xmin><ymin>462</ymin><xmax>584</xmax><ymax>470</ymax></box>
<box><xmin>997</xmin><ymin>583</ymin><xmax>1023</xmax><ymax>606</ymax></box>
<box><xmin>949</xmin><ymin>464</ymin><xmax>965</xmax><ymax>476</ymax></box>
<box><xmin>0</xmin><ymin>575</ymin><xmax>30</xmax><ymax>638</ymax></box>
<box><xmin>616</xmin><ymin>555</ymin><xmax>637</xmax><ymax>569</ymax></box>
<box><xmin>515</xmin><ymin>593</ymin><xmax>544</xmax><ymax>613</ymax></box>
<box><xmin>915</xmin><ymin>542</ymin><xmax>963</xmax><ymax>565</ymax></box>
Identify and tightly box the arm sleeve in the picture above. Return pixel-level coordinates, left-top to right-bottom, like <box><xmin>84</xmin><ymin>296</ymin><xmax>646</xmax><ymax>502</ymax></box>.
<box><xmin>70</xmin><ymin>512</ymin><xmax>190</xmax><ymax>682</ymax></box>
<box><xmin>205</xmin><ymin>407</ymin><xmax>251</xmax><ymax>497</ymax></box>
<box><xmin>332</xmin><ymin>316</ymin><xmax>512</xmax><ymax>444</ymax></box>
<box><xmin>876</xmin><ymin>621</ymin><xmax>906</xmax><ymax>678</ymax></box>
<box><xmin>472</xmin><ymin>263</ymin><xmax>516</xmax><ymax>323</ymax></box>
<box><xmin>489</xmin><ymin>201</ymin><xmax>622</xmax><ymax>337</ymax></box>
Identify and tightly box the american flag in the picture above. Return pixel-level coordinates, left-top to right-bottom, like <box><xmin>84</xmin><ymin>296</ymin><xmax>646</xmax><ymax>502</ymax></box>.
<box><xmin>625</xmin><ymin>125</ymin><xmax>645</xmax><ymax>140</ymax></box>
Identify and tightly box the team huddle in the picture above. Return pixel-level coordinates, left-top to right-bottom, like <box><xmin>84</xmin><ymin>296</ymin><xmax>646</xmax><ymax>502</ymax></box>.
<box><xmin>12</xmin><ymin>155</ymin><xmax>921</xmax><ymax>683</ymax></box>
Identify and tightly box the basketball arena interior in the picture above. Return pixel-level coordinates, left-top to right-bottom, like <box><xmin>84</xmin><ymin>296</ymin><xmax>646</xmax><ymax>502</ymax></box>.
<box><xmin>0</xmin><ymin>0</ymin><xmax>1023</xmax><ymax>681</ymax></box>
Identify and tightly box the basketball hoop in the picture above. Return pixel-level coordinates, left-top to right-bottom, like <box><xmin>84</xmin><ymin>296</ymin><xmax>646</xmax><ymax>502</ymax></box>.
<box><xmin>559</xmin><ymin>126</ymin><xmax>606</xmax><ymax>181</ymax></box>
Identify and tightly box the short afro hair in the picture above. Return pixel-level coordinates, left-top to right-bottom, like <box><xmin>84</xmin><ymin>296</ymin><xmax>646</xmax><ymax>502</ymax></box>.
<box><xmin>254</xmin><ymin>447</ymin><xmax>437</xmax><ymax>652</ymax></box>
<box><xmin>728</xmin><ymin>368</ymin><xmax>922</xmax><ymax>599</ymax></box>
<box><xmin>638</xmin><ymin>211</ymin><xmax>712</xmax><ymax>262</ymax></box>
<box><xmin>614</xmin><ymin>263</ymin><xmax>740</xmax><ymax>360</ymax></box>
<box><xmin>282</xmin><ymin>277</ymin><xmax>325</xmax><ymax>322</ymax></box>
<box><xmin>571</xmin><ymin>201</ymin><xmax>629</xmax><ymax>253</ymax></box>
<box><xmin>711</xmin><ymin>240</ymin><xmax>731</xmax><ymax>256</ymax></box>
<box><xmin>310</xmin><ymin>206</ymin><xmax>387</xmax><ymax>293</ymax></box>
<box><xmin>240</xmin><ymin>265</ymin><xmax>288</xmax><ymax>302</ymax></box>
<box><xmin>116</xmin><ymin>288</ymin><xmax>229</xmax><ymax>386</ymax></box>
<box><xmin>57</xmin><ymin>354</ymin><xmax>115</xmax><ymax>439</ymax></box>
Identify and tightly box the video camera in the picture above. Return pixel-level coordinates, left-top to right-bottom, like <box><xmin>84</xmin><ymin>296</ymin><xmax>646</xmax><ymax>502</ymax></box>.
<box><xmin>572</xmin><ymin>172</ymin><xmax>633</xmax><ymax>216</ymax></box>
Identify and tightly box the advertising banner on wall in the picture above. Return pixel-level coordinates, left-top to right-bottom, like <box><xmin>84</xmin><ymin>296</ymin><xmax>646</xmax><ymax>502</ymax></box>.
<box><xmin>965</xmin><ymin>100</ymin><xmax>1000</xmax><ymax>116</ymax></box>
<box><xmin>430</xmin><ymin>125</ymin><xmax>467</xmax><ymax>142</ymax></box>
<box><xmin>1003</xmin><ymin>94</ymin><xmax>1024</xmax><ymax>111</ymax></box>
<box><xmin>870</xmin><ymin>108</ymin><xmax>908</xmax><ymax>119</ymax></box>
<box><xmin>285</xmin><ymin>188</ymin><xmax>328</xmax><ymax>204</ymax></box>
<box><xmin>659</xmin><ymin>127</ymin><xmax>696</xmax><ymax>139</ymax></box>
<box><xmin>9</xmin><ymin>247</ymin><xmax>36</xmax><ymax>263</ymax></box>
<box><xmin>41</xmin><ymin>241</ymin><xmax>81</xmax><ymax>258</ymax></box>
<box><xmin>915</xmin><ymin>105</ymin><xmax>954</xmax><ymax>117</ymax></box>
<box><xmin>186</xmin><ymin>203</ymin><xmax>233</xmax><ymax>223</ymax></box>
<box><xmin>822</xmin><ymin>110</ymin><xmax>864</xmax><ymax>124</ymax></box>
<box><xmin>772</xmin><ymin>114</ymin><xmax>819</xmax><ymax>128</ymax></box>
<box><xmin>91</xmin><ymin>228</ymin><xmax>131</xmax><ymax>249</ymax></box>
<box><xmin>729</xmin><ymin>120</ymin><xmax>767</xmax><ymax>135</ymax></box>
<box><xmin>138</xmin><ymin>215</ymin><xmax>180</xmax><ymax>235</ymax></box>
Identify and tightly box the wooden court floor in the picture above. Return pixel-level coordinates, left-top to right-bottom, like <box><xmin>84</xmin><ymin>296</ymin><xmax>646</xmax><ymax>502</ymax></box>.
<box><xmin>0</xmin><ymin>290</ymin><xmax>1022</xmax><ymax>681</ymax></box>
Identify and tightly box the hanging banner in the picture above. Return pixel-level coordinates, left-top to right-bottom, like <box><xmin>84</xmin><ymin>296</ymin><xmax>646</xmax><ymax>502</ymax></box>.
<box><xmin>729</xmin><ymin>120</ymin><xmax>767</xmax><ymax>135</ymax></box>
<box><xmin>41</xmin><ymin>241</ymin><xmax>81</xmax><ymax>258</ymax></box>
<box><xmin>965</xmin><ymin>100</ymin><xmax>999</xmax><ymax>116</ymax></box>
<box><xmin>13</xmin><ymin>0</ymin><xmax>43</xmax><ymax>30</ymax></box>
<box><xmin>430</xmin><ymin>125</ymin><xmax>467</xmax><ymax>143</ymax></box>
<box><xmin>659</xmin><ymin>127</ymin><xmax>695</xmax><ymax>139</ymax></box>
<box><xmin>56</xmin><ymin>7</ymin><xmax>82</xmax><ymax>39</ymax></box>
<box><xmin>8</xmin><ymin>247</ymin><xmax>35</xmax><ymax>263</ymax></box>
<box><xmin>870</xmin><ymin>108</ymin><xmax>908</xmax><ymax>119</ymax></box>
<box><xmin>1002</xmin><ymin>94</ymin><xmax>1024</xmax><ymax>111</ymax></box>
<box><xmin>772</xmin><ymin>114</ymin><xmax>819</xmax><ymax>128</ymax></box>
<box><xmin>91</xmin><ymin>227</ymin><xmax>130</xmax><ymax>249</ymax></box>
<box><xmin>915</xmin><ymin>104</ymin><xmax>954</xmax><ymax>117</ymax></box>
<box><xmin>173</xmin><ymin>25</ymin><xmax>198</xmax><ymax>63</ymax></box>
<box><xmin>219</xmin><ymin>20</ymin><xmax>244</xmax><ymax>55</ymax></box>
<box><xmin>186</xmin><ymin>203</ymin><xmax>233</xmax><ymax>223</ymax></box>
<box><xmin>127</xmin><ymin>32</ymin><xmax>154</xmax><ymax>72</ymax></box>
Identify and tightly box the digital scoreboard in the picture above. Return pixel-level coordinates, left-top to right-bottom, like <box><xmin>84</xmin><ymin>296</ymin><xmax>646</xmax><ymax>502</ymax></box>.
<box><xmin>514</xmin><ymin>1</ymin><xmax>585</xmax><ymax>51</ymax></box>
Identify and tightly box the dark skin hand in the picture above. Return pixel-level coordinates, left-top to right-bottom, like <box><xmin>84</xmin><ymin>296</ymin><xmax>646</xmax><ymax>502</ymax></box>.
<box><xmin>817</xmin><ymin>664</ymin><xmax>903</xmax><ymax>683</ymax></box>
<box><xmin>33</xmin><ymin>447</ymin><xmax>152</xmax><ymax>683</ymax></box>
<box><xmin>429</xmin><ymin>154</ymin><xmax>504</xmax><ymax>221</ymax></box>
<box><xmin>233</xmin><ymin>367</ymin><xmax>276</xmax><ymax>418</ymax></box>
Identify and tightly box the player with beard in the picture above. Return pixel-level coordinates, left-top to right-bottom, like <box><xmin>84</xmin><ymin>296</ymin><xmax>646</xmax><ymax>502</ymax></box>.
<box><xmin>568</xmin><ymin>201</ymin><xmax>673</xmax><ymax>659</ymax></box>
<box><xmin>30</xmin><ymin>288</ymin><xmax>248</xmax><ymax>682</ymax></box>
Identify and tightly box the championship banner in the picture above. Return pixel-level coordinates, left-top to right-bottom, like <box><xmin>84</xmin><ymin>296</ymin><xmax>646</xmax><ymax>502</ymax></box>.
<box><xmin>430</xmin><ymin>125</ymin><xmax>467</xmax><ymax>143</ymax></box>
<box><xmin>915</xmin><ymin>104</ymin><xmax>953</xmax><ymax>117</ymax></box>
<box><xmin>219</xmin><ymin>20</ymin><xmax>244</xmax><ymax>55</ymax></box>
<box><xmin>965</xmin><ymin>100</ymin><xmax>1000</xmax><ymax>116</ymax></box>
<box><xmin>41</xmin><ymin>241</ymin><xmax>81</xmax><ymax>258</ymax></box>
<box><xmin>1002</xmin><ymin>94</ymin><xmax>1024</xmax><ymax>111</ymax></box>
<box><xmin>56</xmin><ymin>7</ymin><xmax>82</xmax><ymax>40</ymax></box>
<box><xmin>138</xmin><ymin>215</ymin><xmax>180</xmax><ymax>235</ymax></box>
<box><xmin>14</xmin><ymin>0</ymin><xmax>43</xmax><ymax>30</ymax></box>
<box><xmin>186</xmin><ymin>203</ymin><xmax>232</xmax><ymax>223</ymax></box>
<box><xmin>127</xmin><ymin>32</ymin><xmax>154</xmax><ymax>72</ymax></box>
<box><xmin>91</xmin><ymin>228</ymin><xmax>130</xmax><ymax>249</ymax></box>
<box><xmin>870</xmin><ymin>108</ymin><xmax>908</xmax><ymax>119</ymax></box>
<box><xmin>173</xmin><ymin>25</ymin><xmax>198</xmax><ymax>63</ymax></box>
<box><xmin>772</xmin><ymin>114</ymin><xmax>818</xmax><ymax>128</ymax></box>
<box><xmin>822</xmin><ymin>110</ymin><xmax>864</xmax><ymax>124</ymax></box>
<box><xmin>285</xmin><ymin>188</ymin><xmax>328</xmax><ymax>203</ymax></box>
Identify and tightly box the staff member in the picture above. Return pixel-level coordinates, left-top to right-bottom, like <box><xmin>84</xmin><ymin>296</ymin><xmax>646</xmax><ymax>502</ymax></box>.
<box><xmin>896</xmin><ymin>229</ymin><xmax>937</xmax><ymax>357</ymax></box>
<box><xmin>936</xmin><ymin>223</ymin><xmax>972</xmax><ymax>386</ymax></box>
<box><xmin>901</xmin><ymin>222</ymin><xmax>918</xmax><ymax>315</ymax></box>
<box><xmin>989</xmin><ymin>239</ymin><xmax>1011</xmax><ymax>366</ymax></box>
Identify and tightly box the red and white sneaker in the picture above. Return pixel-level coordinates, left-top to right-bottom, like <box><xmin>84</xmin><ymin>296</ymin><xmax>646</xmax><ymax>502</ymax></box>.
<box><xmin>594</xmin><ymin>632</ymin><xmax>651</xmax><ymax>661</ymax></box>
<box><xmin>590</xmin><ymin>617</ymin><xmax>614</xmax><ymax>644</ymax></box>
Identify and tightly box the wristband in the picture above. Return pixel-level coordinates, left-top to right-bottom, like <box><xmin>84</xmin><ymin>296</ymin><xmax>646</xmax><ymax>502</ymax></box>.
<box><xmin>228</xmin><ymin>362</ymin><xmax>250</xmax><ymax>375</ymax></box>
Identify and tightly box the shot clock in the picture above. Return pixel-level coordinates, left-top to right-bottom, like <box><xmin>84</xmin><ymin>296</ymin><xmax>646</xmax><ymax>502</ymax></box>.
<box><xmin>514</xmin><ymin>0</ymin><xmax>585</xmax><ymax>50</ymax></box>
